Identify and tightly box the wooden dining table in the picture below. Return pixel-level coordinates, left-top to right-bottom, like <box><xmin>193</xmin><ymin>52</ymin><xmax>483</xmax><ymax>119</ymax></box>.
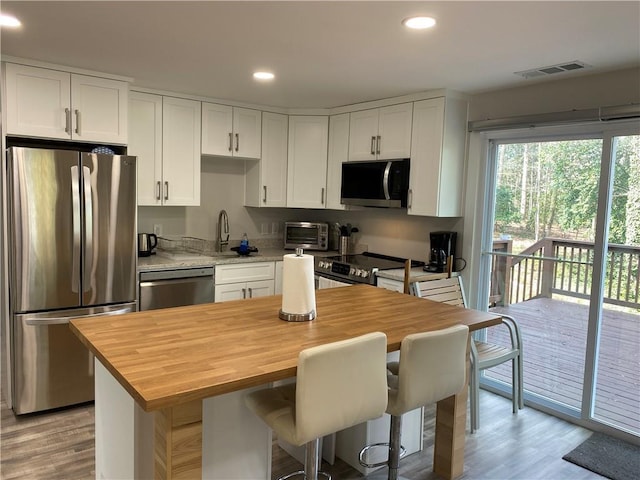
<box><xmin>70</xmin><ymin>284</ymin><xmax>501</xmax><ymax>480</ymax></box>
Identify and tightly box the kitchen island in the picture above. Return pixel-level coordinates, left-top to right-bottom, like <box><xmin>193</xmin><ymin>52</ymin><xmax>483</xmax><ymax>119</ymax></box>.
<box><xmin>70</xmin><ymin>284</ymin><xmax>501</xmax><ymax>480</ymax></box>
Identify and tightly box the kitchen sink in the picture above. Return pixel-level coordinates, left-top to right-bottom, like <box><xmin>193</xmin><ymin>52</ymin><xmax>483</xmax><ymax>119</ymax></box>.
<box><xmin>211</xmin><ymin>251</ymin><xmax>240</xmax><ymax>257</ymax></box>
<box><xmin>213</xmin><ymin>251</ymin><xmax>262</xmax><ymax>258</ymax></box>
<box><xmin>157</xmin><ymin>252</ymin><xmax>215</xmax><ymax>261</ymax></box>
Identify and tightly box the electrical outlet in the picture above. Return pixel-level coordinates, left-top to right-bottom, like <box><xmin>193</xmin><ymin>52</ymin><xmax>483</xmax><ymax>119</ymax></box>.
<box><xmin>153</xmin><ymin>224</ymin><xmax>163</xmax><ymax>236</ymax></box>
<box><xmin>271</xmin><ymin>222</ymin><xmax>278</xmax><ymax>235</ymax></box>
<box><xmin>261</xmin><ymin>223</ymin><xmax>269</xmax><ymax>235</ymax></box>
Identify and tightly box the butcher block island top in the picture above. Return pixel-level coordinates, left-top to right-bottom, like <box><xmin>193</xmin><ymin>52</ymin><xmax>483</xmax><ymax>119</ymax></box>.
<box><xmin>70</xmin><ymin>284</ymin><xmax>500</xmax><ymax>412</ymax></box>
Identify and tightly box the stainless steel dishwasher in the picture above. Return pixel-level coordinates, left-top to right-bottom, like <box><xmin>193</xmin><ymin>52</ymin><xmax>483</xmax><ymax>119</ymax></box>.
<box><xmin>139</xmin><ymin>267</ymin><xmax>215</xmax><ymax>311</ymax></box>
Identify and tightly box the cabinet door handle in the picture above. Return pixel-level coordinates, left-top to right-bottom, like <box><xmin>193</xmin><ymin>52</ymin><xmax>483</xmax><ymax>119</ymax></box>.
<box><xmin>242</xmin><ymin>288</ymin><xmax>247</xmax><ymax>299</ymax></box>
<box><xmin>64</xmin><ymin>108</ymin><xmax>71</xmax><ymax>134</ymax></box>
<box><xmin>156</xmin><ymin>181</ymin><xmax>161</xmax><ymax>200</ymax></box>
<box><xmin>235</xmin><ymin>133</ymin><xmax>239</xmax><ymax>152</ymax></box>
<box><xmin>321</xmin><ymin>187</ymin><xmax>325</xmax><ymax>205</ymax></box>
<box><xmin>164</xmin><ymin>181</ymin><xmax>169</xmax><ymax>201</ymax></box>
<box><xmin>263</xmin><ymin>185</ymin><xmax>267</xmax><ymax>203</ymax></box>
<box><xmin>376</xmin><ymin>135</ymin><xmax>381</xmax><ymax>155</ymax></box>
<box><xmin>408</xmin><ymin>188</ymin><xmax>413</xmax><ymax>209</ymax></box>
<box><xmin>74</xmin><ymin>109</ymin><xmax>81</xmax><ymax>135</ymax></box>
<box><xmin>228</xmin><ymin>132</ymin><xmax>233</xmax><ymax>152</ymax></box>
<box><xmin>248</xmin><ymin>287</ymin><xmax>253</xmax><ymax>298</ymax></box>
<box><xmin>370</xmin><ymin>136</ymin><xmax>376</xmax><ymax>155</ymax></box>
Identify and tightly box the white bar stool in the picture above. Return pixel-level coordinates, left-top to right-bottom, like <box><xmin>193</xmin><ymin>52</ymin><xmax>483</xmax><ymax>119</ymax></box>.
<box><xmin>359</xmin><ymin>325</ymin><xmax>469</xmax><ymax>480</ymax></box>
<box><xmin>245</xmin><ymin>332</ymin><xmax>389</xmax><ymax>480</ymax></box>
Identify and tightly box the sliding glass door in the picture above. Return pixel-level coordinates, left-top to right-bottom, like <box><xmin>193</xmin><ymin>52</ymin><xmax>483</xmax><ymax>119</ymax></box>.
<box><xmin>591</xmin><ymin>134</ymin><xmax>639</xmax><ymax>434</ymax></box>
<box><xmin>481</xmin><ymin>128</ymin><xmax>639</xmax><ymax>437</ymax></box>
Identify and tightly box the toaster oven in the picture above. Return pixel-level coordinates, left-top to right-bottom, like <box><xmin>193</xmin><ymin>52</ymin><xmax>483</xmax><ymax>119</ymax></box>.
<box><xmin>284</xmin><ymin>222</ymin><xmax>329</xmax><ymax>251</ymax></box>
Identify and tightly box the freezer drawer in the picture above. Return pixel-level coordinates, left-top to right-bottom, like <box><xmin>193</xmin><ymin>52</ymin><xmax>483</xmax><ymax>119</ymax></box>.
<box><xmin>139</xmin><ymin>268</ymin><xmax>215</xmax><ymax>311</ymax></box>
<box><xmin>12</xmin><ymin>303</ymin><xmax>136</xmax><ymax>414</ymax></box>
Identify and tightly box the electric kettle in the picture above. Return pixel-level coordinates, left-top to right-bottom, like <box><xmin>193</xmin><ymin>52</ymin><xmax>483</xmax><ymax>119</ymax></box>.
<box><xmin>138</xmin><ymin>233</ymin><xmax>158</xmax><ymax>257</ymax></box>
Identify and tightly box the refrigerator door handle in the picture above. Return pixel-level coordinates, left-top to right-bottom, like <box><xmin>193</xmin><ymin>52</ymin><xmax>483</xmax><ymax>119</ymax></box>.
<box><xmin>82</xmin><ymin>166</ymin><xmax>94</xmax><ymax>291</ymax></box>
<box><xmin>71</xmin><ymin>165</ymin><xmax>81</xmax><ymax>293</ymax></box>
<box><xmin>25</xmin><ymin>307</ymin><xmax>133</xmax><ymax>326</ymax></box>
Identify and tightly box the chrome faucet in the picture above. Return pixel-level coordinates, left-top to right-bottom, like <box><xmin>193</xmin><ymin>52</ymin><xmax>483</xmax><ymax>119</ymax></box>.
<box><xmin>217</xmin><ymin>209</ymin><xmax>229</xmax><ymax>252</ymax></box>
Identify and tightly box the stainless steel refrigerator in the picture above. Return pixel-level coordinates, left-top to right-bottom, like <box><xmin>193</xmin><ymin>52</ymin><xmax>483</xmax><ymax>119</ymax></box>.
<box><xmin>6</xmin><ymin>146</ymin><xmax>137</xmax><ymax>414</ymax></box>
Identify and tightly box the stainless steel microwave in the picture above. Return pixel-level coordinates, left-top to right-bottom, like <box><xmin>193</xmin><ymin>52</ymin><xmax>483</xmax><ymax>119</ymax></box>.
<box><xmin>284</xmin><ymin>222</ymin><xmax>329</xmax><ymax>251</ymax></box>
<box><xmin>341</xmin><ymin>158</ymin><xmax>410</xmax><ymax>208</ymax></box>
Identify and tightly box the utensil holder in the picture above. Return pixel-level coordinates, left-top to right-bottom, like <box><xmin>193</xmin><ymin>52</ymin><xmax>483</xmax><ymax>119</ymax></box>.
<box><xmin>339</xmin><ymin>236</ymin><xmax>349</xmax><ymax>255</ymax></box>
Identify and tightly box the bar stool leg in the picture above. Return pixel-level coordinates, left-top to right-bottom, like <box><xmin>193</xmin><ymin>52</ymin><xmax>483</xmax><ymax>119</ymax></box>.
<box><xmin>388</xmin><ymin>415</ymin><xmax>403</xmax><ymax>480</ymax></box>
<box><xmin>280</xmin><ymin>438</ymin><xmax>331</xmax><ymax>480</ymax></box>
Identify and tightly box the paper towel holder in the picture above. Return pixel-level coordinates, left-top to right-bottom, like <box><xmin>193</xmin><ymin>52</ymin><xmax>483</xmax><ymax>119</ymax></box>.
<box><xmin>279</xmin><ymin>248</ymin><xmax>317</xmax><ymax>322</ymax></box>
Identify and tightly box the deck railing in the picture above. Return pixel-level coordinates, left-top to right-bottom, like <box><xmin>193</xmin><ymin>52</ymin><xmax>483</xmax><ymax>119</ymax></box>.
<box><xmin>490</xmin><ymin>238</ymin><xmax>640</xmax><ymax>309</ymax></box>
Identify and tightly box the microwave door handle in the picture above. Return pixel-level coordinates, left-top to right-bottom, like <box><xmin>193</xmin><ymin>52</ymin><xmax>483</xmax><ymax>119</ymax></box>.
<box><xmin>383</xmin><ymin>161</ymin><xmax>392</xmax><ymax>200</ymax></box>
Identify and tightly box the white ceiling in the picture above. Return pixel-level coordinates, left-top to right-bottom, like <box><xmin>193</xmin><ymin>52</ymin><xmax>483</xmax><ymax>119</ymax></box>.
<box><xmin>1</xmin><ymin>1</ymin><xmax>639</xmax><ymax>109</ymax></box>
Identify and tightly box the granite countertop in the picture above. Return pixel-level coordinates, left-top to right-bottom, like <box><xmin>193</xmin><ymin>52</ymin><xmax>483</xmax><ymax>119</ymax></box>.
<box><xmin>137</xmin><ymin>248</ymin><xmax>337</xmax><ymax>272</ymax></box>
<box><xmin>376</xmin><ymin>267</ymin><xmax>449</xmax><ymax>283</ymax></box>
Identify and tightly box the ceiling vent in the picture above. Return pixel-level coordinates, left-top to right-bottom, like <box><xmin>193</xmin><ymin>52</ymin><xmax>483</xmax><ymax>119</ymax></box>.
<box><xmin>515</xmin><ymin>61</ymin><xmax>592</xmax><ymax>79</ymax></box>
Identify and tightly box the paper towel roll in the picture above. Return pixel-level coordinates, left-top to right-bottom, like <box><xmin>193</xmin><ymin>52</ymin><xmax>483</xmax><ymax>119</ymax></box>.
<box><xmin>280</xmin><ymin>252</ymin><xmax>316</xmax><ymax>321</ymax></box>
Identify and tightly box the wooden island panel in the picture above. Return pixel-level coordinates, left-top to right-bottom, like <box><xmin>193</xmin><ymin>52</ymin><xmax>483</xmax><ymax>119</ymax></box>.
<box><xmin>70</xmin><ymin>284</ymin><xmax>501</xmax><ymax>480</ymax></box>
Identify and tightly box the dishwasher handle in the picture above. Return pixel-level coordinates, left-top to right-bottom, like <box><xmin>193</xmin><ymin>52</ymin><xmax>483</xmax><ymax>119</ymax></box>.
<box><xmin>139</xmin><ymin>267</ymin><xmax>214</xmax><ymax>282</ymax></box>
<box><xmin>140</xmin><ymin>276</ymin><xmax>213</xmax><ymax>289</ymax></box>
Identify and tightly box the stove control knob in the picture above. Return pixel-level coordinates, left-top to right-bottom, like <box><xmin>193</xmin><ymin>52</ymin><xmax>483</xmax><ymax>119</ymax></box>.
<box><xmin>349</xmin><ymin>267</ymin><xmax>356</xmax><ymax>275</ymax></box>
<box><xmin>360</xmin><ymin>270</ymin><xmax>369</xmax><ymax>278</ymax></box>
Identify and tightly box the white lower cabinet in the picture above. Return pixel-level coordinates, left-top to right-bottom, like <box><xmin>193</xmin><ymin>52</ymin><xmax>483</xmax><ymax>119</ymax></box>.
<box><xmin>376</xmin><ymin>277</ymin><xmax>404</xmax><ymax>293</ymax></box>
<box><xmin>215</xmin><ymin>262</ymin><xmax>275</xmax><ymax>302</ymax></box>
<box><xmin>275</xmin><ymin>261</ymin><xmax>283</xmax><ymax>294</ymax></box>
<box><xmin>215</xmin><ymin>280</ymin><xmax>274</xmax><ymax>302</ymax></box>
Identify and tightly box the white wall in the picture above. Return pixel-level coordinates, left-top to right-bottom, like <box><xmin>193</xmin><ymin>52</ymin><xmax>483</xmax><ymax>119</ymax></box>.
<box><xmin>469</xmin><ymin>67</ymin><xmax>640</xmax><ymax>121</ymax></box>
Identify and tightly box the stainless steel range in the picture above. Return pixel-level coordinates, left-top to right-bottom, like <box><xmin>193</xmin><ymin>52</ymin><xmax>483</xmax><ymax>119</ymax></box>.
<box><xmin>314</xmin><ymin>252</ymin><xmax>424</xmax><ymax>285</ymax></box>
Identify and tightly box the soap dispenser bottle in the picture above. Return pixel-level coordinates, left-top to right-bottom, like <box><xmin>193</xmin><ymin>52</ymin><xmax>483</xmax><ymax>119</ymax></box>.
<box><xmin>239</xmin><ymin>233</ymin><xmax>249</xmax><ymax>254</ymax></box>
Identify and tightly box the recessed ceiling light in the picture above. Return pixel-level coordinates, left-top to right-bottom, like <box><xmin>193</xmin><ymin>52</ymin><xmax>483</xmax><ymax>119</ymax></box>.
<box><xmin>0</xmin><ymin>14</ymin><xmax>21</xmax><ymax>28</ymax></box>
<box><xmin>402</xmin><ymin>16</ymin><xmax>436</xmax><ymax>30</ymax></box>
<box><xmin>253</xmin><ymin>71</ymin><xmax>275</xmax><ymax>81</ymax></box>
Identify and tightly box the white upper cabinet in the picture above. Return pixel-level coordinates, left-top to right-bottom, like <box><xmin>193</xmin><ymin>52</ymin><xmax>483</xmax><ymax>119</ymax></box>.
<box><xmin>202</xmin><ymin>103</ymin><xmax>261</xmax><ymax>159</ymax></box>
<box><xmin>5</xmin><ymin>63</ymin><xmax>128</xmax><ymax>144</ymax></box>
<box><xmin>162</xmin><ymin>96</ymin><xmax>202</xmax><ymax>206</ymax></box>
<box><xmin>408</xmin><ymin>96</ymin><xmax>468</xmax><ymax>217</ymax></box>
<box><xmin>129</xmin><ymin>92</ymin><xmax>163</xmax><ymax>206</ymax></box>
<box><xmin>287</xmin><ymin>116</ymin><xmax>329</xmax><ymax>209</ymax></box>
<box><xmin>129</xmin><ymin>92</ymin><xmax>201</xmax><ymax>206</ymax></box>
<box><xmin>245</xmin><ymin>112</ymin><xmax>288</xmax><ymax>207</ymax></box>
<box><xmin>348</xmin><ymin>103</ymin><xmax>413</xmax><ymax>161</ymax></box>
<box><xmin>325</xmin><ymin>113</ymin><xmax>349</xmax><ymax>210</ymax></box>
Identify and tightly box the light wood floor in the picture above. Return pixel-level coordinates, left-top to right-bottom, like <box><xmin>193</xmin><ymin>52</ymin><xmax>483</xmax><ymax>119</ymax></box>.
<box><xmin>1</xmin><ymin>390</ymin><xmax>604</xmax><ymax>479</ymax></box>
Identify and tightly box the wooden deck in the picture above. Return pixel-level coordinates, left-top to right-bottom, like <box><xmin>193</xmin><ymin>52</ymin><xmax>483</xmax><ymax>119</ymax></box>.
<box><xmin>486</xmin><ymin>297</ymin><xmax>639</xmax><ymax>434</ymax></box>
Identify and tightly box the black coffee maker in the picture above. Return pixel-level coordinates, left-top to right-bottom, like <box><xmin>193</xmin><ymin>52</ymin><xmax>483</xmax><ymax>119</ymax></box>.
<box><xmin>424</xmin><ymin>231</ymin><xmax>457</xmax><ymax>273</ymax></box>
